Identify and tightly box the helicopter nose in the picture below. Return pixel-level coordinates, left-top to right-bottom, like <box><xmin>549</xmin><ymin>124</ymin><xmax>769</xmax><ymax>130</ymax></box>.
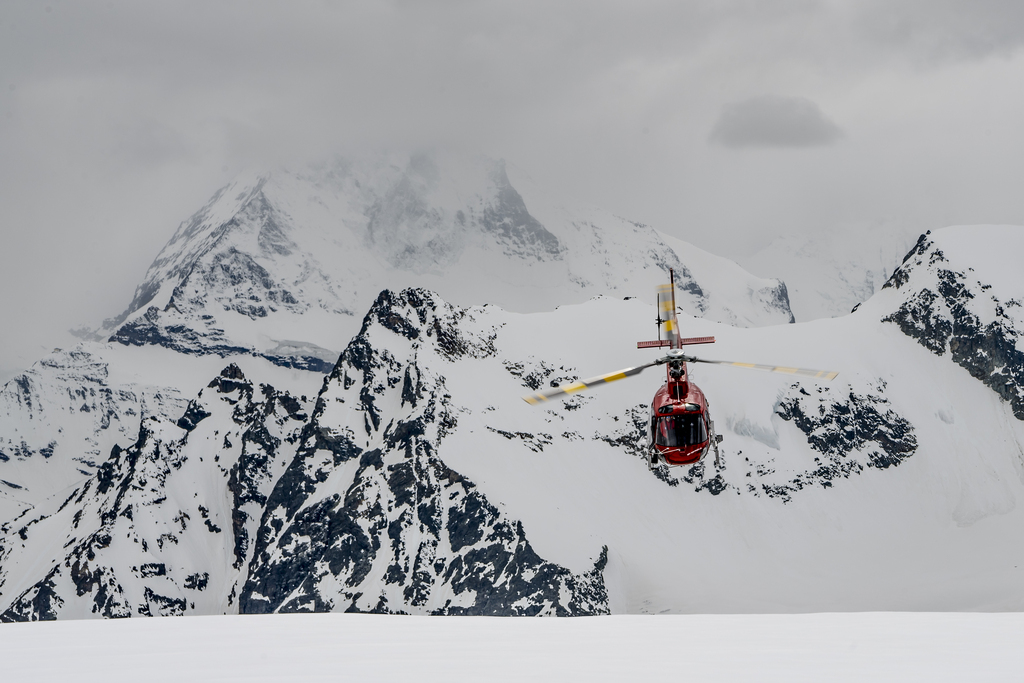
<box><xmin>657</xmin><ymin>401</ymin><xmax>701</xmax><ymax>414</ymax></box>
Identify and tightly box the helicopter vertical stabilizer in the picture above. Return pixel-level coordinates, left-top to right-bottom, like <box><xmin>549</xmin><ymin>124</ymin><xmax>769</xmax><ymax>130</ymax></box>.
<box><xmin>657</xmin><ymin>280</ymin><xmax>679</xmax><ymax>349</ymax></box>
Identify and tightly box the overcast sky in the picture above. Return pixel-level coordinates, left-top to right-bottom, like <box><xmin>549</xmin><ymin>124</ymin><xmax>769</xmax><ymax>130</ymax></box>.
<box><xmin>3</xmin><ymin>0</ymin><xmax>1024</xmax><ymax>377</ymax></box>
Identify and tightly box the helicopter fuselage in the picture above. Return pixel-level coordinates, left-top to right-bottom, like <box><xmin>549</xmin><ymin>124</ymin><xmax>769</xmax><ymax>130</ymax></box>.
<box><xmin>648</xmin><ymin>361</ymin><xmax>712</xmax><ymax>466</ymax></box>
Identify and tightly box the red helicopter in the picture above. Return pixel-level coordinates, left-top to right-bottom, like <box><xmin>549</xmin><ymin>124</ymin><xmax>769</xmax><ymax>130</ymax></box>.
<box><xmin>523</xmin><ymin>270</ymin><xmax>838</xmax><ymax>470</ymax></box>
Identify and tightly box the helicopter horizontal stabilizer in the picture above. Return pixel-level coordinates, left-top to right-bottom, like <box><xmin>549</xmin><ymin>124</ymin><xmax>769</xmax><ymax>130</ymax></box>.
<box><xmin>637</xmin><ymin>336</ymin><xmax>716</xmax><ymax>349</ymax></box>
<box><xmin>680</xmin><ymin>336</ymin><xmax>716</xmax><ymax>345</ymax></box>
<box><xmin>637</xmin><ymin>340</ymin><xmax>672</xmax><ymax>349</ymax></box>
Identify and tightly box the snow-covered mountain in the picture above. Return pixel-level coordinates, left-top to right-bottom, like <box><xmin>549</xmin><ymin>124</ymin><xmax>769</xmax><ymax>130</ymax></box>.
<box><xmin>94</xmin><ymin>153</ymin><xmax>793</xmax><ymax>370</ymax></box>
<box><xmin>740</xmin><ymin>223</ymin><xmax>916</xmax><ymax>321</ymax></box>
<box><xmin>2</xmin><ymin>224</ymin><xmax>1024</xmax><ymax>616</ymax></box>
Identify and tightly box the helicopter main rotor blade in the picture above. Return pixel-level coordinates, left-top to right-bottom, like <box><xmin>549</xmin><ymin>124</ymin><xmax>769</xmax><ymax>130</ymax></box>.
<box><xmin>522</xmin><ymin>359</ymin><xmax>663</xmax><ymax>404</ymax></box>
<box><xmin>686</xmin><ymin>357</ymin><xmax>838</xmax><ymax>380</ymax></box>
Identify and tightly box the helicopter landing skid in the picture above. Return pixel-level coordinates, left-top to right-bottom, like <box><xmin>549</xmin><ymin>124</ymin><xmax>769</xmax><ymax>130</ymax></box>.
<box><xmin>709</xmin><ymin>420</ymin><xmax>723</xmax><ymax>469</ymax></box>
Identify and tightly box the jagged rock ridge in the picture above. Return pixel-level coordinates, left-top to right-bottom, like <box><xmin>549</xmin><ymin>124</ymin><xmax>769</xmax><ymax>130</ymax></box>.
<box><xmin>882</xmin><ymin>230</ymin><xmax>1024</xmax><ymax>420</ymax></box>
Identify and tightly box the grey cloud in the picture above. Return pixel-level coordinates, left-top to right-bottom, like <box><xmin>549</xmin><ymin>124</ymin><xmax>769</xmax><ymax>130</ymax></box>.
<box><xmin>6</xmin><ymin>0</ymin><xmax>1024</xmax><ymax>377</ymax></box>
<box><xmin>709</xmin><ymin>95</ymin><xmax>843</xmax><ymax>148</ymax></box>
<box><xmin>108</xmin><ymin>119</ymin><xmax>191</xmax><ymax>168</ymax></box>
<box><xmin>851</xmin><ymin>0</ymin><xmax>1024</xmax><ymax>65</ymax></box>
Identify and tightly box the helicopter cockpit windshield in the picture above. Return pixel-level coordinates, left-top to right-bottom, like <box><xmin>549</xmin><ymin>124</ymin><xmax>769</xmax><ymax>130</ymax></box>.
<box><xmin>654</xmin><ymin>414</ymin><xmax>708</xmax><ymax>447</ymax></box>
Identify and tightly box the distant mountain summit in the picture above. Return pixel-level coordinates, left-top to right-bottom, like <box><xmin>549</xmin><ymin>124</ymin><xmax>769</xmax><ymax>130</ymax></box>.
<box><xmin>94</xmin><ymin>153</ymin><xmax>793</xmax><ymax>371</ymax></box>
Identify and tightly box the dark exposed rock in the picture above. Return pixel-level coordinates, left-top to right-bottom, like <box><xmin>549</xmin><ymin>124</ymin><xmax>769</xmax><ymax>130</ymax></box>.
<box><xmin>110</xmin><ymin>307</ymin><xmax>250</xmax><ymax>358</ymax></box>
<box><xmin>261</xmin><ymin>354</ymin><xmax>335</xmax><ymax>374</ymax></box>
<box><xmin>184</xmin><ymin>572</ymin><xmax>209</xmax><ymax>590</ymax></box>
<box><xmin>769</xmin><ymin>281</ymin><xmax>796</xmax><ymax>324</ymax></box>
<box><xmin>177</xmin><ymin>401</ymin><xmax>211</xmax><ymax>432</ymax></box>
<box><xmin>1</xmin><ymin>571</ymin><xmax>65</xmax><ymax>622</ymax></box>
<box><xmin>769</xmin><ymin>382</ymin><xmax>917</xmax><ymax>501</ymax></box>
<box><xmin>776</xmin><ymin>385</ymin><xmax>916</xmax><ymax>468</ymax></box>
<box><xmin>103</xmin><ymin>188</ymin><xmax>323</xmax><ymax>369</ymax></box>
<box><xmin>139</xmin><ymin>563</ymin><xmax>166</xmax><ymax>578</ymax></box>
<box><xmin>139</xmin><ymin>587</ymin><xmax>186</xmax><ymax>616</ymax></box>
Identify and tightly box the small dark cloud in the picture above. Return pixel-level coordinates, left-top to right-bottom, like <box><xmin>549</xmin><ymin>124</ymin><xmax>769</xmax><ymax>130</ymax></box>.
<box><xmin>709</xmin><ymin>95</ymin><xmax>844</xmax><ymax>148</ymax></box>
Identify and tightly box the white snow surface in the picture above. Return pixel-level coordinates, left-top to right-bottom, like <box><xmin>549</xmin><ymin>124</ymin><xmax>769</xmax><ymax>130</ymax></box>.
<box><xmin>3</xmin><ymin>612</ymin><xmax>1024</xmax><ymax>682</ymax></box>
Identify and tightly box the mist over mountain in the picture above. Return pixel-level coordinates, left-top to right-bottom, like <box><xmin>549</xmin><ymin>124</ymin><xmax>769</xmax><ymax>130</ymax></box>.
<box><xmin>89</xmin><ymin>153</ymin><xmax>794</xmax><ymax>369</ymax></box>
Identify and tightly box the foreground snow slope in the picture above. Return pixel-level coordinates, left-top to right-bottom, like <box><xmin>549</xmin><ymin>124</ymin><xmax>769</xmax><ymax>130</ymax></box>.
<box><xmin>3</xmin><ymin>612</ymin><xmax>1024</xmax><ymax>683</ymax></box>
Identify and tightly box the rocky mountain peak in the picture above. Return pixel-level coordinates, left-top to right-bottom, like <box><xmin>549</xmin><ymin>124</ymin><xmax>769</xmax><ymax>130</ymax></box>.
<box><xmin>879</xmin><ymin>227</ymin><xmax>1024</xmax><ymax>419</ymax></box>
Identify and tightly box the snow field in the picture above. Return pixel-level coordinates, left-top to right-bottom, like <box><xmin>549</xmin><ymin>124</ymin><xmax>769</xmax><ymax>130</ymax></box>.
<box><xmin>3</xmin><ymin>612</ymin><xmax>1022</xmax><ymax>682</ymax></box>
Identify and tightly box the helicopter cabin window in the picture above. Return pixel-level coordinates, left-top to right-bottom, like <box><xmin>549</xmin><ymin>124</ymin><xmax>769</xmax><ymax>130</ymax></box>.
<box><xmin>654</xmin><ymin>414</ymin><xmax>708</xmax><ymax>447</ymax></box>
